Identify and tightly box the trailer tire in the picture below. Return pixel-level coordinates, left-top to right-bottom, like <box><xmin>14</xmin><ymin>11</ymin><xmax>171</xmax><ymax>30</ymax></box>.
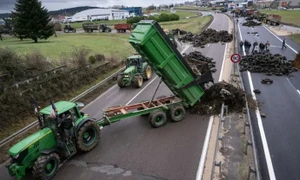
<box><xmin>169</xmin><ymin>106</ymin><xmax>185</xmax><ymax>122</ymax></box>
<box><xmin>134</xmin><ymin>75</ymin><xmax>143</xmax><ymax>88</ymax></box>
<box><xmin>149</xmin><ymin>110</ymin><xmax>167</xmax><ymax>128</ymax></box>
<box><xmin>76</xmin><ymin>121</ymin><xmax>100</xmax><ymax>152</ymax></box>
<box><xmin>32</xmin><ymin>153</ymin><xmax>60</xmax><ymax>180</ymax></box>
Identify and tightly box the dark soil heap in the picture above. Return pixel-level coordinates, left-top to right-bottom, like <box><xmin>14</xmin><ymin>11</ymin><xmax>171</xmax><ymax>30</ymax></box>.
<box><xmin>190</xmin><ymin>81</ymin><xmax>246</xmax><ymax>115</ymax></box>
<box><xmin>172</xmin><ymin>28</ymin><xmax>187</xmax><ymax>35</ymax></box>
<box><xmin>292</xmin><ymin>52</ymin><xmax>300</xmax><ymax>69</ymax></box>
<box><xmin>240</xmin><ymin>52</ymin><xmax>296</xmax><ymax>75</ymax></box>
<box><xmin>242</xmin><ymin>20</ymin><xmax>262</xmax><ymax>27</ymax></box>
<box><xmin>177</xmin><ymin>28</ymin><xmax>233</xmax><ymax>46</ymax></box>
<box><xmin>183</xmin><ymin>51</ymin><xmax>217</xmax><ymax>73</ymax></box>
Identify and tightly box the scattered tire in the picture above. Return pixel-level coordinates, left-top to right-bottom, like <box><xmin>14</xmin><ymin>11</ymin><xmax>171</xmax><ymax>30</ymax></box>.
<box><xmin>149</xmin><ymin>110</ymin><xmax>167</xmax><ymax>128</ymax></box>
<box><xmin>253</xmin><ymin>89</ymin><xmax>261</xmax><ymax>94</ymax></box>
<box><xmin>169</xmin><ymin>106</ymin><xmax>186</xmax><ymax>122</ymax></box>
<box><xmin>76</xmin><ymin>121</ymin><xmax>100</xmax><ymax>152</ymax></box>
<box><xmin>32</xmin><ymin>153</ymin><xmax>60</xmax><ymax>180</ymax></box>
<box><xmin>261</xmin><ymin>78</ymin><xmax>273</xmax><ymax>84</ymax></box>
<box><xmin>134</xmin><ymin>75</ymin><xmax>143</xmax><ymax>88</ymax></box>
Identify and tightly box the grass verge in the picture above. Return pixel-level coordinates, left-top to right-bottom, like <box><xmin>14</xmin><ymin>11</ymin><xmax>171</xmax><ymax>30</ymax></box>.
<box><xmin>289</xmin><ymin>34</ymin><xmax>300</xmax><ymax>45</ymax></box>
<box><xmin>261</xmin><ymin>10</ymin><xmax>300</xmax><ymax>27</ymax></box>
<box><xmin>1</xmin><ymin>33</ymin><xmax>135</xmax><ymax>61</ymax></box>
<box><xmin>159</xmin><ymin>15</ymin><xmax>213</xmax><ymax>33</ymax></box>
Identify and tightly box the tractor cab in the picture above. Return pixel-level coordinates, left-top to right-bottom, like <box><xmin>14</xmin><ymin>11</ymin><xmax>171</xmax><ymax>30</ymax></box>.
<box><xmin>125</xmin><ymin>55</ymin><xmax>144</xmax><ymax>70</ymax></box>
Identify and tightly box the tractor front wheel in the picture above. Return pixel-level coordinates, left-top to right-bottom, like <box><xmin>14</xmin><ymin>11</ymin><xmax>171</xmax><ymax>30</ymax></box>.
<box><xmin>134</xmin><ymin>75</ymin><xmax>143</xmax><ymax>88</ymax></box>
<box><xmin>149</xmin><ymin>110</ymin><xmax>167</xmax><ymax>128</ymax></box>
<box><xmin>32</xmin><ymin>153</ymin><xmax>60</xmax><ymax>180</ymax></box>
<box><xmin>144</xmin><ymin>65</ymin><xmax>152</xmax><ymax>80</ymax></box>
<box><xmin>117</xmin><ymin>75</ymin><xmax>125</xmax><ymax>88</ymax></box>
<box><xmin>77</xmin><ymin>121</ymin><xmax>100</xmax><ymax>152</ymax></box>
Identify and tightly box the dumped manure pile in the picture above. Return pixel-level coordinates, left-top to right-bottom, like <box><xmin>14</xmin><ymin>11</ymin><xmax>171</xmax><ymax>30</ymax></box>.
<box><xmin>239</xmin><ymin>52</ymin><xmax>296</xmax><ymax>75</ymax></box>
<box><xmin>292</xmin><ymin>52</ymin><xmax>300</xmax><ymax>69</ymax></box>
<box><xmin>172</xmin><ymin>28</ymin><xmax>187</xmax><ymax>35</ymax></box>
<box><xmin>178</xmin><ymin>28</ymin><xmax>233</xmax><ymax>46</ymax></box>
<box><xmin>242</xmin><ymin>20</ymin><xmax>262</xmax><ymax>27</ymax></box>
<box><xmin>183</xmin><ymin>51</ymin><xmax>217</xmax><ymax>73</ymax></box>
<box><xmin>190</xmin><ymin>81</ymin><xmax>247</xmax><ymax>115</ymax></box>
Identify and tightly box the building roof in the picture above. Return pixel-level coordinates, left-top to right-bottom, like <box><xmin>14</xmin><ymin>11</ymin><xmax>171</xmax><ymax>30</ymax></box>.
<box><xmin>73</xmin><ymin>8</ymin><xmax>129</xmax><ymax>17</ymax></box>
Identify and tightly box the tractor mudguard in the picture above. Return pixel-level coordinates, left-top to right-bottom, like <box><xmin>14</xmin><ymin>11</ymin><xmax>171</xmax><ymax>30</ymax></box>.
<box><xmin>75</xmin><ymin>118</ymin><xmax>97</xmax><ymax>136</ymax></box>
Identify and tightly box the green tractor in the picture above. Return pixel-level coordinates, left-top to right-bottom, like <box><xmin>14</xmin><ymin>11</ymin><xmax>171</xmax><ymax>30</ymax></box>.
<box><xmin>6</xmin><ymin>101</ymin><xmax>100</xmax><ymax>180</ymax></box>
<box><xmin>116</xmin><ymin>54</ymin><xmax>152</xmax><ymax>88</ymax></box>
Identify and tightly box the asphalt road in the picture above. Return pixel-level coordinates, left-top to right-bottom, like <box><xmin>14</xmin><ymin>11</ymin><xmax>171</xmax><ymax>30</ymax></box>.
<box><xmin>237</xmin><ymin>17</ymin><xmax>300</xmax><ymax>180</ymax></box>
<box><xmin>0</xmin><ymin>13</ymin><xmax>229</xmax><ymax>180</ymax></box>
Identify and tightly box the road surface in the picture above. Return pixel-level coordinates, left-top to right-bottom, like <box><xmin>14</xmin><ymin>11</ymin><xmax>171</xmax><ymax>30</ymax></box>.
<box><xmin>0</xmin><ymin>13</ymin><xmax>230</xmax><ymax>180</ymax></box>
<box><xmin>237</xmin><ymin>16</ymin><xmax>300</xmax><ymax>180</ymax></box>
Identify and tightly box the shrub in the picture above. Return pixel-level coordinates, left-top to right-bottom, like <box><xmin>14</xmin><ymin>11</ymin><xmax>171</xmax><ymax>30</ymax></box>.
<box><xmin>88</xmin><ymin>55</ymin><xmax>96</xmax><ymax>64</ymax></box>
<box><xmin>24</xmin><ymin>51</ymin><xmax>53</xmax><ymax>72</ymax></box>
<box><xmin>169</xmin><ymin>14</ymin><xmax>180</xmax><ymax>21</ymax></box>
<box><xmin>158</xmin><ymin>13</ymin><xmax>170</xmax><ymax>22</ymax></box>
<box><xmin>0</xmin><ymin>48</ymin><xmax>25</xmax><ymax>81</ymax></box>
<box><xmin>94</xmin><ymin>54</ymin><xmax>105</xmax><ymax>62</ymax></box>
<box><xmin>71</xmin><ymin>47</ymin><xmax>90</xmax><ymax>68</ymax></box>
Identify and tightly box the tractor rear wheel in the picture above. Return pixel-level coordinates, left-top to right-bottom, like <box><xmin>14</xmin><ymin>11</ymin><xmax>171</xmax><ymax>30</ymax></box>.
<box><xmin>105</xmin><ymin>28</ymin><xmax>111</xmax><ymax>33</ymax></box>
<box><xmin>73</xmin><ymin>29</ymin><xmax>76</xmax><ymax>33</ymax></box>
<box><xmin>149</xmin><ymin>110</ymin><xmax>167</xmax><ymax>128</ymax></box>
<box><xmin>32</xmin><ymin>153</ymin><xmax>60</xmax><ymax>180</ymax></box>
<box><xmin>134</xmin><ymin>75</ymin><xmax>143</xmax><ymax>88</ymax></box>
<box><xmin>144</xmin><ymin>65</ymin><xmax>152</xmax><ymax>80</ymax></box>
<box><xmin>76</xmin><ymin>121</ymin><xmax>100</xmax><ymax>152</ymax></box>
<box><xmin>117</xmin><ymin>75</ymin><xmax>125</xmax><ymax>88</ymax></box>
<box><xmin>169</xmin><ymin>105</ymin><xmax>185</xmax><ymax>122</ymax></box>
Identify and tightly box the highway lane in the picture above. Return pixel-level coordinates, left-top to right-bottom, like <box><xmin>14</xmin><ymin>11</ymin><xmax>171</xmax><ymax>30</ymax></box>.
<box><xmin>237</xmin><ymin>17</ymin><xmax>300</xmax><ymax>180</ymax></box>
<box><xmin>0</xmin><ymin>13</ymin><xmax>229</xmax><ymax>180</ymax></box>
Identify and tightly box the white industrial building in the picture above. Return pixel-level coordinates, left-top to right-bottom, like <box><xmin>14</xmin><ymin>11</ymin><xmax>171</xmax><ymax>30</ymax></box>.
<box><xmin>71</xmin><ymin>9</ymin><xmax>130</xmax><ymax>22</ymax></box>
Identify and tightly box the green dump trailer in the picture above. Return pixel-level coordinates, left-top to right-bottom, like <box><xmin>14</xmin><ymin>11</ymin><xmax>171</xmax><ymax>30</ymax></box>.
<box><xmin>6</xmin><ymin>20</ymin><xmax>214</xmax><ymax>180</ymax></box>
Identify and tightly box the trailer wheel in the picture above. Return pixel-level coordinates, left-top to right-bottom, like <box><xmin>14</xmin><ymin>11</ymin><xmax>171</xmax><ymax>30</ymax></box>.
<box><xmin>170</xmin><ymin>106</ymin><xmax>185</xmax><ymax>122</ymax></box>
<box><xmin>117</xmin><ymin>75</ymin><xmax>125</xmax><ymax>88</ymax></box>
<box><xmin>32</xmin><ymin>153</ymin><xmax>60</xmax><ymax>180</ymax></box>
<box><xmin>149</xmin><ymin>110</ymin><xmax>167</xmax><ymax>128</ymax></box>
<box><xmin>134</xmin><ymin>75</ymin><xmax>143</xmax><ymax>88</ymax></box>
<box><xmin>77</xmin><ymin>121</ymin><xmax>100</xmax><ymax>152</ymax></box>
<box><xmin>144</xmin><ymin>65</ymin><xmax>152</xmax><ymax>80</ymax></box>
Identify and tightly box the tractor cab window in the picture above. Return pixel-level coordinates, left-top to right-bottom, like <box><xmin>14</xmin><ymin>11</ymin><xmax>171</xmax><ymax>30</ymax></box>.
<box><xmin>68</xmin><ymin>108</ymin><xmax>79</xmax><ymax>121</ymax></box>
<box><xmin>126</xmin><ymin>58</ymin><xmax>138</xmax><ymax>67</ymax></box>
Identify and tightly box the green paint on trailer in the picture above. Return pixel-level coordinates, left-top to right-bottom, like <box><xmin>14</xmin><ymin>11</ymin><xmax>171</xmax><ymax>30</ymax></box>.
<box><xmin>129</xmin><ymin>20</ymin><xmax>208</xmax><ymax>107</ymax></box>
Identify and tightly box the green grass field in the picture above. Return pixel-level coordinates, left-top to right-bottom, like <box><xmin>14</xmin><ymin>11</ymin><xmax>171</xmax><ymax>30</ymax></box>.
<box><xmin>69</xmin><ymin>11</ymin><xmax>198</xmax><ymax>29</ymax></box>
<box><xmin>289</xmin><ymin>34</ymin><xmax>300</xmax><ymax>45</ymax></box>
<box><xmin>1</xmin><ymin>33</ymin><xmax>135</xmax><ymax>61</ymax></box>
<box><xmin>261</xmin><ymin>10</ymin><xmax>300</xmax><ymax>27</ymax></box>
<box><xmin>159</xmin><ymin>15</ymin><xmax>212</xmax><ymax>33</ymax></box>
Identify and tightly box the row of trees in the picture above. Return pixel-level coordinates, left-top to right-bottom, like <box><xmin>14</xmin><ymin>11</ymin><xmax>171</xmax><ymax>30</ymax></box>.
<box><xmin>127</xmin><ymin>13</ymin><xmax>180</xmax><ymax>24</ymax></box>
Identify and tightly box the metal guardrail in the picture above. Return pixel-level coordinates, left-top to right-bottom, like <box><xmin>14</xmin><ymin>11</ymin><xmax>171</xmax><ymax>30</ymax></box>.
<box><xmin>0</xmin><ymin>67</ymin><xmax>125</xmax><ymax>149</ymax></box>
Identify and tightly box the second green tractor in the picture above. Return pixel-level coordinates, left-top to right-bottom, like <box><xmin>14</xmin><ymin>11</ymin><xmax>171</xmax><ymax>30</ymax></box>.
<box><xmin>116</xmin><ymin>55</ymin><xmax>152</xmax><ymax>88</ymax></box>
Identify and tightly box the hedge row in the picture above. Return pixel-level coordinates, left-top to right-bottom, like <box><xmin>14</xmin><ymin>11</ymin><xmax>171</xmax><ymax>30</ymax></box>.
<box><xmin>127</xmin><ymin>13</ymin><xmax>180</xmax><ymax>24</ymax></box>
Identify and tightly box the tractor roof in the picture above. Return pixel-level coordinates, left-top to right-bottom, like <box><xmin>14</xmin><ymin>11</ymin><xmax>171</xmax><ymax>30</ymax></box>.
<box><xmin>127</xmin><ymin>55</ymin><xmax>141</xmax><ymax>59</ymax></box>
<box><xmin>39</xmin><ymin>101</ymin><xmax>77</xmax><ymax>115</ymax></box>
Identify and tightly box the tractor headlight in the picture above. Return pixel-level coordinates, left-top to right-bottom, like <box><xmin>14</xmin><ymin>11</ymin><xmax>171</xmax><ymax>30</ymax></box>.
<box><xmin>13</xmin><ymin>154</ymin><xmax>19</xmax><ymax>159</ymax></box>
<box><xmin>124</xmin><ymin>75</ymin><xmax>129</xmax><ymax>78</ymax></box>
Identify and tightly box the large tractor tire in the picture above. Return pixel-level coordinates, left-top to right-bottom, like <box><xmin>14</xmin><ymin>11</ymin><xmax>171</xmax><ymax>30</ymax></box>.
<box><xmin>72</xmin><ymin>29</ymin><xmax>76</xmax><ymax>33</ymax></box>
<box><xmin>99</xmin><ymin>28</ymin><xmax>103</xmax><ymax>32</ymax></box>
<box><xmin>76</xmin><ymin>121</ymin><xmax>100</xmax><ymax>152</ymax></box>
<box><xmin>105</xmin><ymin>28</ymin><xmax>111</xmax><ymax>33</ymax></box>
<box><xmin>64</xmin><ymin>29</ymin><xmax>68</xmax><ymax>33</ymax></box>
<box><xmin>149</xmin><ymin>110</ymin><xmax>167</xmax><ymax>128</ymax></box>
<box><xmin>117</xmin><ymin>75</ymin><xmax>125</xmax><ymax>88</ymax></box>
<box><xmin>143</xmin><ymin>65</ymin><xmax>152</xmax><ymax>80</ymax></box>
<box><xmin>134</xmin><ymin>75</ymin><xmax>143</xmax><ymax>88</ymax></box>
<box><xmin>169</xmin><ymin>105</ymin><xmax>186</xmax><ymax>122</ymax></box>
<box><xmin>32</xmin><ymin>153</ymin><xmax>60</xmax><ymax>180</ymax></box>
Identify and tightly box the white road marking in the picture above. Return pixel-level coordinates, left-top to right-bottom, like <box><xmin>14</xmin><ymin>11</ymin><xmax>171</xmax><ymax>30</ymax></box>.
<box><xmin>238</xmin><ymin>23</ymin><xmax>277</xmax><ymax>180</ymax></box>
<box><xmin>262</xmin><ymin>25</ymin><xmax>298</xmax><ymax>54</ymax></box>
<box><xmin>297</xmin><ymin>90</ymin><xmax>300</xmax><ymax>96</ymax></box>
<box><xmin>207</xmin><ymin>44</ymin><xmax>210</xmax><ymax>47</ymax></box>
<box><xmin>196</xmin><ymin>14</ymin><xmax>230</xmax><ymax>180</ymax></box>
<box><xmin>196</xmin><ymin>116</ymin><xmax>214</xmax><ymax>180</ymax></box>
